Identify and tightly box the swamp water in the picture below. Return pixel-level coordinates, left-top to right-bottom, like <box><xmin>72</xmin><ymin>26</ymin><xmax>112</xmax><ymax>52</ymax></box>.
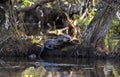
<box><xmin>0</xmin><ymin>57</ymin><xmax>120</xmax><ymax>77</ymax></box>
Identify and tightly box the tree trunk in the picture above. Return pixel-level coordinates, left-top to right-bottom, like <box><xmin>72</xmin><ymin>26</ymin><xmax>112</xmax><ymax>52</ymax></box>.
<box><xmin>81</xmin><ymin>0</ymin><xmax>120</xmax><ymax>50</ymax></box>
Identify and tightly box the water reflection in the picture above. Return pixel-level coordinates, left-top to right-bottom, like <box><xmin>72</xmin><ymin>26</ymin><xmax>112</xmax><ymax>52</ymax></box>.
<box><xmin>0</xmin><ymin>57</ymin><xmax>120</xmax><ymax>77</ymax></box>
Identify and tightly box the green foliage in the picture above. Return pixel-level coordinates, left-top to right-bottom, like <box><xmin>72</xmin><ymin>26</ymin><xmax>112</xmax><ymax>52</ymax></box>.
<box><xmin>73</xmin><ymin>8</ymin><xmax>96</xmax><ymax>30</ymax></box>
<box><xmin>105</xmin><ymin>17</ymin><xmax>120</xmax><ymax>51</ymax></box>
<box><xmin>22</xmin><ymin>66</ymin><xmax>46</xmax><ymax>77</ymax></box>
<box><xmin>104</xmin><ymin>36</ymin><xmax>118</xmax><ymax>51</ymax></box>
<box><xmin>21</xmin><ymin>0</ymin><xmax>34</xmax><ymax>7</ymax></box>
<box><xmin>113</xmin><ymin>67</ymin><xmax>120</xmax><ymax>77</ymax></box>
<box><xmin>110</xmin><ymin>17</ymin><xmax>120</xmax><ymax>37</ymax></box>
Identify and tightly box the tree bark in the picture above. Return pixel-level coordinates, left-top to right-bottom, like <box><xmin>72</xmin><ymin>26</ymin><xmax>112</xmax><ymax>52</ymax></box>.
<box><xmin>81</xmin><ymin>0</ymin><xmax>120</xmax><ymax>50</ymax></box>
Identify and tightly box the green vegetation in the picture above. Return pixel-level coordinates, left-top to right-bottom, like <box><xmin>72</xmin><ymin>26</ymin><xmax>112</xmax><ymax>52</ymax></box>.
<box><xmin>22</xmin><ymin>66</ymin><xmax>46</xmax><ymax>77</ymax></box>
<box><xmin>105</xmin><ymin>17</ymin><xmax>120</xmax><ymax>51</ymax></box>
<box><xmin>21</xmin><ymin>0</ymin><xmax>34</xmax><ymax>7</ymax></box>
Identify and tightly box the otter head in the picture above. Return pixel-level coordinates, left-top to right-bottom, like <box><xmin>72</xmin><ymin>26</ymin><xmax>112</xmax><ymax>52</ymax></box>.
<box><xmin>57</xmin><ymin>34</ymin><xmax>71</xmax><ymax>42</ymax></box>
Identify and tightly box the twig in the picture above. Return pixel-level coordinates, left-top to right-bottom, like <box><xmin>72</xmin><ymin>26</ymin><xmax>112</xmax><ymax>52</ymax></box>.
<box><xmin>47</xmin><ymin>27</ymin><xmax>69</xmax><ymax>35</ymax></box>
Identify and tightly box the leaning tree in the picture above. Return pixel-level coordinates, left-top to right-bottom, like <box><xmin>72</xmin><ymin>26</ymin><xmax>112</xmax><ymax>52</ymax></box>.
<box><xmin>74</xmin><ymin>0</ymin><xmax>120</xmax><ymax>57</ymax></box>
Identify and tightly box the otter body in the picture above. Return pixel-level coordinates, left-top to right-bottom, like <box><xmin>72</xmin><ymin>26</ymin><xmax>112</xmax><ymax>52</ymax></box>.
<box><xmin>57</xmin><ymin>34</ymin><xmax>71</xmax><ymax>43</ymax></box>
<box><xmin>39</xmin><ymin>34</ymin><xmax>71</xmax><ymax>56</ymax></box>
<box><xmin>42</xmin><ymin>39</ymin><xmax>59</xmax><ymax>50</ymax></box>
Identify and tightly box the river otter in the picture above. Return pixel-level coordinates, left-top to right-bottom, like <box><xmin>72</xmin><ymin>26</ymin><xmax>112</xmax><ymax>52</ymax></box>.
<box><xmin>57</xmin><ymin>34</ymin><xmax>71</xmax><ymax>43</ymax></box>
<box><xmin>39</xmin><ymin>34</ymin><xmax>71</xmax><ymax>57</ymax></box>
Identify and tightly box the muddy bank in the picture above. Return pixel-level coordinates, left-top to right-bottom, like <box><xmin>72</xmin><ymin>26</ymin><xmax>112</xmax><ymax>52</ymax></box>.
<box><xmin>0</xmin><ymin>38</ymin><xmax>119</xmax><ymax>59</ymax></box>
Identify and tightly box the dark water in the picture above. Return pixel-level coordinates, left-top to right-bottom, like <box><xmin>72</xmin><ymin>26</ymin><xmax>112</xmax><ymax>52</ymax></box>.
<box><xmin>0</xmin><ymin>57</ymin><xmax>120</xmax><ymax>77</ymax></box>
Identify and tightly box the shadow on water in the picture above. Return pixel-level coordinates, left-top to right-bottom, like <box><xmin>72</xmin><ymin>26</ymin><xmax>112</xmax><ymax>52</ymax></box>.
<box><xmin>0</xmin><ymin>57</ymin><xmax>120</xmax><ymax>77</ymax></box>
